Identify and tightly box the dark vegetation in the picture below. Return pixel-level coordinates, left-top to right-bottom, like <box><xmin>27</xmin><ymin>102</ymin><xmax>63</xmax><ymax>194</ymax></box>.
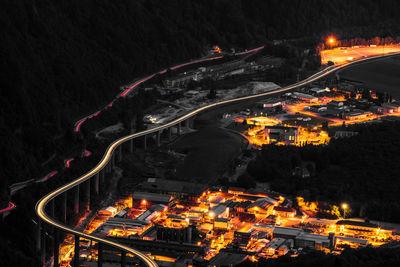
<box><xmin>246</xmin><ymin>121</ymin><xmax>400</xmax><ymax>222</ymax></box>
<box><xmin>1</xmin><ymin>0</ymin><xmax>400</xmax><ymax>264</ymax></box>
<box><xmin>237</xmin><ymin>246</ymin><xmax>400</xmax><ymax>267</ymax></box>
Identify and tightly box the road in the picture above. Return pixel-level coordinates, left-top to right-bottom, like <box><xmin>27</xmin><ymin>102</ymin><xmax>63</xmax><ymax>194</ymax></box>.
<box><xmin>35</xmin><ymin>51</ymin><xmax>400</xmax><ymax>266</ymax></box>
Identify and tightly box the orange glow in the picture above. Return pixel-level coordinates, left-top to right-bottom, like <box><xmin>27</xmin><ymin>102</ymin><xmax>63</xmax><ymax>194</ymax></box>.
<box><xmin>141</xmin><ymin>199</ymin><xmax>147</xmax><ymax>205</ymax></box>
<box><xmin>320</xmin><ymin>44</ymin><xmax>400</xmax><ymax>65</ymax></box>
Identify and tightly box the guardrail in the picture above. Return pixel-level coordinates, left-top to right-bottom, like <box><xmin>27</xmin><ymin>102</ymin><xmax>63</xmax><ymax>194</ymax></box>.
<box><xmin>35</xmin><ymin>51</ymin><xmax>400</xmax><ymax>266</ymax></box>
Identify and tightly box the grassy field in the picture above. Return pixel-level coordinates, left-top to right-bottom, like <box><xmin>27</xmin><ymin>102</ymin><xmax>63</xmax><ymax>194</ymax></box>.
<box><xmin>338</xmin><ymin>54</ymin><xmax>400</xmax><ymax>98</ymax></box>
<box><xmin>172</xmin><ymin>127</ymin><xmax>247</xmax><ymax>183</ymax></box>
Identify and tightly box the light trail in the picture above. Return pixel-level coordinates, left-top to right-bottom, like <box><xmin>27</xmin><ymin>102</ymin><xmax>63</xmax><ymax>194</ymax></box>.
<box><xmin>64</xmin><ymin>158</ymin><xmax>74</xmax><ymax>169</ymax></box>
<box><xmin>36</xmin><ymin>52</ymin><xmax>400</xmax><ymax>267</ymax></box>
<box><xmin>0</xmin><ymin>202</ymin><xmax>16</xmax><ymax>213</ymax></box>
<box><xmin>73</xmin><ymin>45</ymin><xmax>263</xmax><ymax>132</ymax></box>
<box><xmin>36</xmin><ymin>171</ymin><xmax>59</xmax><ymax>183</ymax></box>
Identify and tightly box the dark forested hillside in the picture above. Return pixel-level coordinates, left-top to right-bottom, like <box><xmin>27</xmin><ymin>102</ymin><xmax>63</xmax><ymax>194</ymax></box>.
<box><xmin>1</xmin><ymin>0</ymin><xmax>400</xmax><ymax>189</ymax></box>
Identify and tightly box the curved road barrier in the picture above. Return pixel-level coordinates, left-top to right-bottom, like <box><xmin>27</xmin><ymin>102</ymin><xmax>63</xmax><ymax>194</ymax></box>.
<box><xmin>36</xmin><ymin>51</ymin><xmax>400</xmax><ymax>266</ymax></box>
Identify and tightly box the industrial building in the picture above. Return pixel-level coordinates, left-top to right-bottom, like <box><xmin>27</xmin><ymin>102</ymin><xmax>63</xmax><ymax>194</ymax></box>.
<box><xmin>264</xmin><ymin>126</ymin><xmax>298</xmax><ymax>145</ymax></box>
<box><xmin>132</xmin><ymin>191</ymin><xmax>173</xmax><ymax>207</ymax></box>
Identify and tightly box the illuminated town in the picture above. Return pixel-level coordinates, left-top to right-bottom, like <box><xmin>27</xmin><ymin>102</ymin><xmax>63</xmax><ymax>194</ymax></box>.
<box><xmin>57</xmin><ymin>179</ymin><xmax>399</xmax><ymax>266</ymax></box>
<box><xmin>238</xmin><ymin>86</ymin><xmax>400</xmax><ymax>148</ymax></box>
<box><xmin>4</xmin><ymin>2</ymin><xmax>400</xmax><ymax>266</ymax></box>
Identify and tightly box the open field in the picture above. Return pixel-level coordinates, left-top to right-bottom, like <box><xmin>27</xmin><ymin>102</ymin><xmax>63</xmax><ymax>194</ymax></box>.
<box><xmin>172</xmin><ymin>127</ymin><xmax>247</xmax><ymax>182</ymax></box>
<box><xmin>338</xmin><ymin>54</ymin><xmax>400</xmax><ymax>98</ymax></box>
<box><xmin>321</xmin><ymin>45</ymin><xmax>400</xmax><ymax>64</ymax></box>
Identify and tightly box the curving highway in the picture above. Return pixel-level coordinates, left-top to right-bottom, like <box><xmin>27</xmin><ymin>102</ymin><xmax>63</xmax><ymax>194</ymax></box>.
<box><xmin>36</xmin><ymin>51</ymin><xmax>400</xmax><ymax>266</ymax></box>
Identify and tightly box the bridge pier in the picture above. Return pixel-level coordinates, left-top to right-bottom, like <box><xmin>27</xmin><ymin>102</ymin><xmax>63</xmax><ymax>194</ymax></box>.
<box><xmin>74</xmin><ymin>185</ymin><xmax>79</xmax><ymax>215</ymax></box>
<box><xmin>130</xmin><ymin>138</ymin><xmax>134</xmax><ymax>153</ymax></box>
<box><xmin>36</xmin><ymin>219</ymin><xmax>42</xmax><ymax>252</ymax></box>
<box><xmin>50</xmin><ymin>199</ymin><xmax>55</xmax><ymax>225</ymax></box>
<box><xmin>121</xmin><ymin>251</ymin><xmax>127</xmax><ymax>267</ymax></box>
<box><xmin>168</xmin><ymin>127</ymin><xmax>172</xmax><ymax>141</ymax></box>
<box><xmin>100</xmin><ymin>169</ymin><xmax>105</xmax><ymax>185</ymax></box>
<box><xmin>54</xmin><ymin>229</ymin><xmax>60</xmax><ymax>267</ymax></box>
<box><xmin>85</xmin><ymin>179</ymin><xmax>91</xmax><ymax>211</ymax></box>
<box><xmin>111</xmin><ymin>155</ymin><xmax>115</xmax><ymax>169</ymax></box>
<box><xmin>62</xmin><ymin>192</ymin><xmax>67</xmax><ymax>224</ymax></box>
<box><xmin>177</xmin><ymin>122</ymin><xmax>181</xmax><ymax>136</ymax></box>
<box><xmin>41</xmin><ymin>223</ymin><xmax>46</xmax><ymax>267</ymax></box>
<box><xmin>118</xmin><ymin>146</ymin><xmax>123</xmax><ymax>162</ymax></box>
<box><xmin>189</xmin><ymin>117</ymin><xmax>195</xmax><ymax>128</ymax></box>
<box><xmin>74</xmin><ymin>235</ymin><xmax>80</xmax><ymax>267</ymax></box>
<box><xmin>94</xmin><ymin>173</ymin><xmax>99</xmax><ymax>195</ymax></box>
<box><xmin>98</xmin><ymin>243</ymin><xmax>103</xmax><ymax>267</ymax></box>
<box><xmin>156</xmin><ymin>131</ymin><xmax>161</xmax><ymax>147</ymax></box>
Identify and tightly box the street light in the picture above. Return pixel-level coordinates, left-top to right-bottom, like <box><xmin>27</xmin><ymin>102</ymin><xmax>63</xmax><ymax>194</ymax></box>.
<box><xmin>341</xmin><ymin>203</ymin><xmax>348</xmax><ymax>218</ymax></box>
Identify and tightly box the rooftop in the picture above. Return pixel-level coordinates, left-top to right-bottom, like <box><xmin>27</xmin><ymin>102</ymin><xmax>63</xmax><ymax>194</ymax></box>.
<box><xmin>132</xmin><ymin>191</ymin><xmax>173</xmax><ymax>203</ymax></box>
<box><xmin>273</xmin><ymin>206</ymin><xmax>295</xmax><ymax>213</ymax></box>
<box><xmin>336</xmin><ymin>220</ymin><xmax>378</xmax><ymax>229</ymax></box>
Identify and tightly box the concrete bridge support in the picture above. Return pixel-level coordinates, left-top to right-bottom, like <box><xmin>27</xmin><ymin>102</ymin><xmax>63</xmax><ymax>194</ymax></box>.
<box><xmin>121</xmin><ymin>251</ymin><xmax>127</xmax><ymax>267</ymax></box>
<box><xmin>41</xmin><ymin>224</ymin><xmax>46</xmax><ymax>267</ymax></box>
<box><xmin>168</xmin><ymin>127</ymin><xmax>172</xmax><ymax>141</ymax></box>
<box><xmin>74</xmin><ymin>185</ymin><xmax>80</xmax><ymax>215</ymax></box>
<box><xmin>94</xmin><ymin>173</ymin><xmax>99</xmax><ymax>195</ymax></box>
<box><xmin>74</xmin><ymin>235</ymin><xmax>80</xmax><ymax>267</ymax></box>
<box><xmin>117</xmin><ymin>146</ymin><xmax>123</xmax><ymax>162</ymax></box>
<box><xmin>53</xmin><ymin>229</ymin><xmax>60</xmax><ymax>267</ymax></box>
<box><xmin>130</xmin><ymin>138</ymin><xmax>134</xmax><ymax>153</ymax></box>
<box><xmin>100</xmin><ymin>169</ymin><xmax>105</xmax><ymax>185</ymax></box>
<box><xmin>85</xmin><ymin>179</ymin><xmax>91</xmax><ymax>212</ymax></box>
<box><xmin>111</xmin><ymin>155</ymin><xmax>115</xmax><ymax>169</ymax></box>
<box><xmin>98</xmin><ymin>243</ymin><xmax>103</xmax><ymax>267</ymax></box>
<box><xmin>62</xmin><ymin>192</ymin><xmax>67</xmax><ymax>224</ymax></box>
<box><xmin>156</xmin><ymin>131</ymin><xmax>161</xmax><ymax>147</ymax></box>
<box><xmin>177</xmin><ymin>122</ymin><xmax>181</xmax><ymax>136</ymax></box>
<box><xmin>36</xmin><ymin>219</ymin><xmax>42</xmax><ymax>252</ymax></box>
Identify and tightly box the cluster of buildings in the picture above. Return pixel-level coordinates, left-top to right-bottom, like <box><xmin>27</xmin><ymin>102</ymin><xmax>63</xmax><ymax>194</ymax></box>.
<box><xmin>163</xmin><ymin>56</ymin><xmax>281</xmax><ymax>90</ymax></box>
<box><xmin>240</xmin><ymin>83</ymin><xmax>400</xmax><ymax>148</ymax></box>
<box><xmin>83</xmin><ymin>177</ymin><xmax>398</xmax><ymax>266</ymax></box>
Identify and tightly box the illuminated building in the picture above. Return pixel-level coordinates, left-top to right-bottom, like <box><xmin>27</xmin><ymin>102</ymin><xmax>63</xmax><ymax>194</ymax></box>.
<box><xmin>344</xmin><ymin>110</ymin><xmax>372</xmax><ymax>120</ymax></box>
<box><xmin>310</xmin><ymin>87</ymin><xmax>328</xmax><ymax>94</ymax></box>
<box><xmin>247</xmin><ymin>199</ymin><xmax>274</xmax><ymax>216</ymax></box>
<box><xmin>293</xmin><ymin>92</ymin><xmax>318</xmax><ymax>102</ymax></box>
<box><xmin>264</xmin><ymin>126</ymin><xmax>298</xmax><ymax>145</ymax></box>
<box><xmin>165</xmin><ymin>214</ymin><xmax>189</xmax><ymax>228</ymax></box>
<box><xmin>214</xmin><ymin>218</ymin><xmax>230</xmax><ymax>230</ymax></box>
<box><xmin>382</xmin><ymin>102</ymin><xmax>400</xmax><ymax>113</ymax></box>
<box><xmin>256</xmin><ymin>99</ymin><xmax>285</xmax><ymax>111</ymax></box>
<box><xmin>136</xmin><ymin>204</ymin><xmax>166</xmax><ymax>224</ymax></box>
<box><xmin>294</xmin><ymin>232</ymin><xmax>334</xmax><ymax>251</ymax></box>
<box><xmin>273</xmin><ymin>227</ymin><xmax>303</xmax><ymax>240</ymax></box>
<box><xmin>272</xmin><ymin>207</ymin><xmax>295</xmax><ymax>218</ymax></box>
<box><xmin>327</xmin><ymin>100</ymin><xmax>344</xmax><ymax>109</ymax></box>
<box><xmin>207</xmin><ymin>204</ymin><xmax>229</xmax><ymax>220</ymax></box>
<box><xmin>370</xmin><ymin>105</ymin><xmax>385</xmax><ymax>114</ymax></box>
<box><xmin>234</xmin><ymin>231</ymin><xmax>252</xmax><ymax>246</ymax></box>
<box><xmin>132</xmin><ymin>191</ymin><xmax>173</xmax><ymax>207</ymax></box>
<box><xmin>264</xmin><ymin>238</ymin><xmax>287</xmax><ymax>256</ymax></box>
<box><xmin>336</xmin><ymin>220</ymin><xmax>391</xmax><ymax>238</ymax></box>
<box><xmin>309</xmin><ymin>105</ymin><xmax>327</xmax><ymax>113</ymax></box>
<box><xmin>156</xmin><ymin>225</ymin><xmax>193</xmax><ymax>243</ymax></box>
<box><xmin>140</xmin><ymin>178</ymin><xmax>207</xmax><ymax>203</ymax></box>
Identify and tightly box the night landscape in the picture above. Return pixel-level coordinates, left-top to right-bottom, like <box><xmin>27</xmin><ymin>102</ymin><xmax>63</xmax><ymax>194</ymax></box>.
<box><xmin>2</xmin><ymin>1</ymin><xmax>400</xmax><ymax>266</ymax></box>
